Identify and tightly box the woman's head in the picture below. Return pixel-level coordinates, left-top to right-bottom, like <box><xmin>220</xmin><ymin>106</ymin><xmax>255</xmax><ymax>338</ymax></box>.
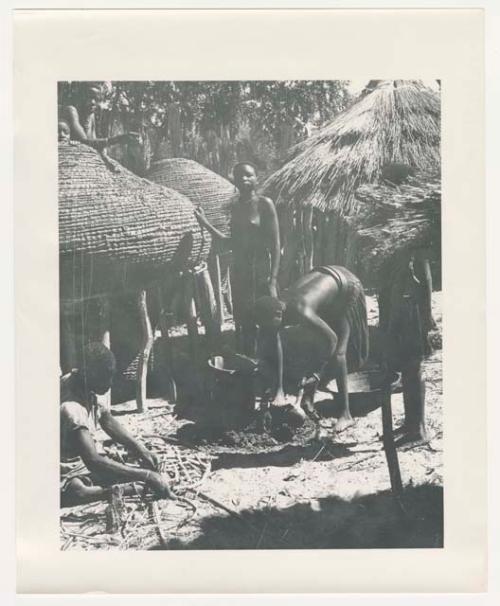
<box><xmin>232</xmin><ymin>162</ymin><xmax>258</xmax><ymax>194</ymax></box>
<box><xmin>79</xmin><ymin>342</ymin><xmax>116</xmax><ymax>395</ymax></box>
<box><xmin>254</xmin><ymin>296</ymin><xmax>285</xmax><ymax>330</ymax></box>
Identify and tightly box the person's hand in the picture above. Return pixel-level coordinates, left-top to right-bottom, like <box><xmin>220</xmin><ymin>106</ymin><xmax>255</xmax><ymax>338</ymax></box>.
<box><xmin>139</xmin><ymin>450</ymin><xmax>159</xmax><ymax>472</ymax></box>
<box><xmin>272</xmin><ymin>389</ymin><xmax>287</xmax><ymax>407</ymax></box>
<box><xmin>123</xmin><ymin>132</ymin><xmax>142</xmax><ymax>145</ymax></box>
<box><xmin>194</xmin><ymin>206</ymin><xmax>206</xmax><ymax>222</ymax></box>
<box><xmin>146</xmin><ymin>471</ymin><xmax>173</xmax><ymax>498</ymax></box>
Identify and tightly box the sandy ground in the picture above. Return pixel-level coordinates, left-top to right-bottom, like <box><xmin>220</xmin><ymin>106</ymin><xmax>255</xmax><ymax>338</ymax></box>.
<box><xmin>100</xmin><ymin>292</ymin><xmax>443</xmax><ymax>550</ymax></box>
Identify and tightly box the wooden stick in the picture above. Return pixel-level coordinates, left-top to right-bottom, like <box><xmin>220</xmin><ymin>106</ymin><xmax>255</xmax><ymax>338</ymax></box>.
<box><xmin>223</xmin><ymin>255</ymin><xmax>233</xmax><ymax>315</ymax></box>
<box><xmin>136</xmin><ymin>289</ymin><xmax>153</xmax><ymax>413</ymax></box>
<box><xmin>303</xmin><ymin>206</ymin><xmax>314</xmax><ymax>273</ymax></box>
<box><xmin>183</xmin><ymin>273</ymin><xmax>199</xmax><ymax>365</ymax></box>
<box><xmin>59</xmin><ymin>307</ymin><xmax>77</xmax><ymax>375</ymax></box>
<box><xmin>98</xmin><ymin>296</ymin><xmax>111</xmax><ymax>408</ymax></box>
<box><xmin>148</xmin><ymin>501</ymin><xmax>168</xmax><ymax>548</ymax></box>
<box><xmin>195</xmin><ymin>263</ymin><xmax>220</xmax><ymax>353</ymax></box>
<box><xmin>381</xmin><ymin>389</ymin><xmax>404</xmax><ymax>497</ymax></box>
<box><xmin>312</xmin><ymin>210</ymin><xmax>322</xmax><ymax>267</ymax></box>
<box><xmin>209</xmin><ymin>251</ymin><xmax>224</xmax><ymax>327</ymax></box>
<box><xmin>279</xmin><ymin>205</ymin><xmax>296</xmax><ymax>288</ymax></box>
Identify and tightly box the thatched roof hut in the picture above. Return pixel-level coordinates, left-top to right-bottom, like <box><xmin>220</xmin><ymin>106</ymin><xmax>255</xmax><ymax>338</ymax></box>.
<box><xmin>264</xmin><ymin>80</ymin><xmax>440</xmax><ymax>215</ymax></box>
<box><xmin>334</xmin><ymin>170</ymin><xmax>441</xmax><ymax>286</ymax></box>
<box><xmin>147</xmin><ymin>158</ymin><xmax>236</xmax><ymax>236</ymax></box>
<box><xmin>59</xmin><ymin>142</ymin><xmax>207</xmax><ymax>300</ymax></box>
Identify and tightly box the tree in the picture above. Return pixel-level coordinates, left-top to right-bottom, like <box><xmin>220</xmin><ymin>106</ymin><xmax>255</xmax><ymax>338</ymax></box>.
<box><xmin>57</xmin><ymin>80</ymin><xmax>352</xmax><ymax>177</ymax></box>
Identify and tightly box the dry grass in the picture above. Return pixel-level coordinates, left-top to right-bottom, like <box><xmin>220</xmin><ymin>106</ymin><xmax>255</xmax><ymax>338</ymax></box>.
<box><xmin>264</xmin><ymin>80</ymin><xmax>440</xmax><ymax>214</ymax></box>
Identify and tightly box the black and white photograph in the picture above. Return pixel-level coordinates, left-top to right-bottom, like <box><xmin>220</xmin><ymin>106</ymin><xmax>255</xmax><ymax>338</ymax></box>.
<box><xmin>58</xmin><ymin>78</ymin><xmax>442</xmax><ymax>551</ymax></box>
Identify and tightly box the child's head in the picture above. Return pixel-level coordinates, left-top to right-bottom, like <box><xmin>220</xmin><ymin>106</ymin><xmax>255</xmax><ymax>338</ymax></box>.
<box><xmin>232</xmin><ymin>162</ymin><xmax>258</xmax><ymax>194</ymax></box>
<box><xmin>254</xmin><ymin>296</ymin><xmax>285</xmax><ymax>330</ymax></box>
<box><xmin>80</xmin><ymin>342</ymin><xmax>116</xmax><ymax>395</ymax></box>
<box><xmin>58</xmin><ymin>121</ymin><xmax>70</xmax><ymax>142</ymax></box>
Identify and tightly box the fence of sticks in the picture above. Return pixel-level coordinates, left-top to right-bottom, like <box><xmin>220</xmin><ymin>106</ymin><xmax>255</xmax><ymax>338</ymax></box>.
<box><xmin>273</xmin><ymin>170</ymin><xmax>441</xmax><ymax>292</ymax></box>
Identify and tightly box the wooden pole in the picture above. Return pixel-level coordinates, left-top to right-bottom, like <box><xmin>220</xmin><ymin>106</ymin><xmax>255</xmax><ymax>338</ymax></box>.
<box><xmin>184</xmin><ymin>272</ymin><xmax>199</xmax><ymax>365</ymax></box>
<box><xmin>98</xmin><ymin>296</ymin><xmax>111</xmax><ymax>408</ymax></box>
<box><xmin>195</xmin><ymin>263</ymin><xmax>220</xmax><ymax>354</ymax></box>
<box><xmin>295</xmin><ymin>208</ymin><xmax>305</xmax><ymax>279</ymax></box>
<box><xmin>326</xmin><ymin>212</ymin><xmax>339</xmax><ymax>265</ymax></box>
<box><xmin>222</xmin><ymin>252</ymin><xmax>233</xmax><ymax>316</ymax></box>
<box><xmin>60</xmin><ymin>304</ymin><xmax>77</xmax><ymax>375</ymax></box>
<box><xmin>279</xmin><ymin>205</ymin><xmax>296</xmax><ymax>289</ymax></box>
<box><xmin>303</xmin><ymin>206</ymin><xmax>314</xmax><ymax>273</ymax></box>
<box><xmin>136</xmin><ymin>289</ymin><xmax>153</xmax><ymax>412</ymax></box>
<box><xmin>312</xmin><ymin>210</ymin><xmax>322</xmax><ymax>268</ymax></box>
<box><xmin>381</xmin><ymin>388</ymin><xmax>403</xmax><ymax>497</ymax></box>
<box><xmin>208</xmin><ymin>251</ymin><xmax>224</xmax><ymax>328</ymax></box>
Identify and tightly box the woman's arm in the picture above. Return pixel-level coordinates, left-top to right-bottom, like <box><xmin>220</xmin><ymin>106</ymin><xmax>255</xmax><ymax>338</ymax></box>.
<box><xmin>260</xmin><ymin>196</ymin><xmax>281</xmax><ymax>297</ymax></box>
<box><xmin>100</xmin><ymin>409</ymin><xmax>157</xmax><ymax>470</ymax></box>
<box><xmin>73</xmin><ymin>427</ymin><xmax>171</xmax><ymax>496</ymax></box>
<box><xmin>274</xmin><ymin>331</ymin><xmax>285</xmax><ymax>403</ymax></box>
<box><xmin>64</xmin><ymin>106</ymin><xmax>139</xmax><ymax>151</ymax></box>
<box><xmin>194</xmin><ymin>207</ymin><xmax>231</xmax><ymax>243</ymax></box>
<box><xmin>300</xmin><ymin>305</ymin><xmax>338</xmax><ymax>361</ymax></box>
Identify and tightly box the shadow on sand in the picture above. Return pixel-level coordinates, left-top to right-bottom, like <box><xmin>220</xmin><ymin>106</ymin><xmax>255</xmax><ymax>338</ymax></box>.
<box><xmin>153</xmin><ymin>483</ymin><xmax>443</xmax><ymax>550</ymax></box>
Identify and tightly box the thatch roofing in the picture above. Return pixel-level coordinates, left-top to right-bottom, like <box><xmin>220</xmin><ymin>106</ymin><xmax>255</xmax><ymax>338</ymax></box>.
<box><xmin>59</xmin><ymin>142</ymin><xmax>208</xmax><ymax>299</ymax></box>
<box><xmin>147</xmin><ymin>158</ymin><xmax>236</xmax><ymax>236</ymax></box>
<box><xmin>341</xmin><ymin>171</ymin><xmax>441</xmax><ymax>283</ymax></box>
<box><xmin>264</xmin><ymin>80</ymin><xmax>440</xmax><ymax>214</ymax></box>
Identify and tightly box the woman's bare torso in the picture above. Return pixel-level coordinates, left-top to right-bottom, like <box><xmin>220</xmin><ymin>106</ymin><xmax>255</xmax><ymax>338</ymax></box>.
<box><xmin>230</xmin><ymin>196</ymin><xmax>271</xmax><ymax>276</ymax></box>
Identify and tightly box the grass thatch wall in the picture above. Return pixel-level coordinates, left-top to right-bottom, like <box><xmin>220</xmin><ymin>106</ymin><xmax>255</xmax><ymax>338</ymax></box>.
<box><xmin>264</xmin><ymin>81</ymin><xmax>440</xmax><ymax>215</ymax></box>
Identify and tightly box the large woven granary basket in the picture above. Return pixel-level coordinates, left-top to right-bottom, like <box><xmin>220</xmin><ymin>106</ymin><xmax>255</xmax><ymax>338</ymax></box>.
<box><xmin>345</xmin><ymin>172</ymin><xmax>442</xmax><ymax>287</ymax></box>
<box><xmin>59</xmin><ymin>143</ymin><xmax>209</xmax><ymax>300</ymax></box>
<box><xmin>147</xmin><ymin>158</ymin><xmax>236</xmax><ymax>236</ymax></box>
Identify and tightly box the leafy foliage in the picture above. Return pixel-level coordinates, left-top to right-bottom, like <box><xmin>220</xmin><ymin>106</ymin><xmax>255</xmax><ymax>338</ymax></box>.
<box><xmin>58</xmin><ymin>80</ymin><xmax>352</xmax><ymax>177</ymax></box>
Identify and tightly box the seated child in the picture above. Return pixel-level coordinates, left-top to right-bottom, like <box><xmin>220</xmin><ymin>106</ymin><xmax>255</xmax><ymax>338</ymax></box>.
<box><xmin>60</xmin><ymin>342</ymin><xmax>171</xmax><ymax>506</ymax></box>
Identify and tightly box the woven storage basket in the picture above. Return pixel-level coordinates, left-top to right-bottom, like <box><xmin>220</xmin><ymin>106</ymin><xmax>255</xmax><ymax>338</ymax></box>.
<box><xmin>59</xmin><ymin>143</ymin><xmax>209</xmax><ymax>299</ymax></box>
<box><xmin>347</xmin><ymin>172</ymin><xmax>441</xmax><ymax>284</ymax></box>
<box><xmin>147</xmin><ymin>158</ymin><xmax>235</xmax><ymax>235</ymax></box>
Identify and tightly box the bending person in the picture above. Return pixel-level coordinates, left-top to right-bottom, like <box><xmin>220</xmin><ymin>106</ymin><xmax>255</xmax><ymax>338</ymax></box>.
<box><xmin>254</xmin><ymin>265</ymin><xmax>369</xmax><ymax>431</ymax></box>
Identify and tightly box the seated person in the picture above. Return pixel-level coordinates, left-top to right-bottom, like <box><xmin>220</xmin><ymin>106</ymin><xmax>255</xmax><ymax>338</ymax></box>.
<box><xmin>378</xmin><ymin>248</ymin><xmax>435</xmax><ymax>446</ymax></box>
<box><xmin>254</xmin><ymin>265</ymin><xmax>369</xmax><ymax>431</ymax></box>
<box><xmin>59</xmin><ymin>82</ymin><xmax>140</xmax><ymax>151</ymax></box>
<box><xmin>60</xmin><ymin>342</ymin><xmax>171</xmax><ymax>507</ymax></box>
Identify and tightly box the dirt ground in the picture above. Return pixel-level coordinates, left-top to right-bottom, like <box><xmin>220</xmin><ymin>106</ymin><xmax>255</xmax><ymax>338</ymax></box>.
<box><xmin>104</xmin><ymin>292</ymin><xmax>443</xmax><ymax>550</ymax></box>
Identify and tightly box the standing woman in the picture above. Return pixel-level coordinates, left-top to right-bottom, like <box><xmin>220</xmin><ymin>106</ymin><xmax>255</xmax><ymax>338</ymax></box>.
<box><xmin>195</xmin><ymin>162</ymin><xmax>281</xmax><ymax>357</ymax></box>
